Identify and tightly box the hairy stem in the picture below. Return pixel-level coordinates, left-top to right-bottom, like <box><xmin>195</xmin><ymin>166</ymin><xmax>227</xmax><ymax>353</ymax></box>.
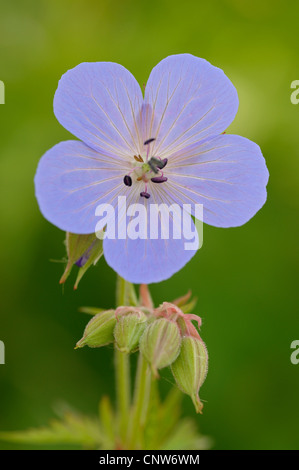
<box><xmin>116</xmin><ymin>275</ymin><xmax>138</xmax><ymax>307</ymax></box>
<box><xmin>129</xmin><ymin>352</ymin><xmax>152</xmax><ymax>449</ymax></box>
<box><xmin>115</xmin><ymin>348</ymin><xmax>130</xmax><ymax>445</ymax></box>
<box><xmin>114</xmin><ymin>275</ymin><xmax>138</xmax><ymax>447</ymax></box>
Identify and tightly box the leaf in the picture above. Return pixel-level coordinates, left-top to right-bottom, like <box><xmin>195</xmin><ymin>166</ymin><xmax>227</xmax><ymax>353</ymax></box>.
<box><xmin>0</xmin><ymin>411</ymin><xmax>105</xmax><ymax>449</ymax></box>
<box><xmin>98</xmin><ymin>396</ymin><xmax>116</xmax><ymax>446</ymax></box>
<box><xmin>172</xmin><ymin>291</ymin><xmax>198</xmax><ymax>313</ymax></box>
<box><xmin>162</xmin><ymin>418</ymin><xmax>212</xmax><ymax>450</ymax></box>
<box><xmin>180</xmin><ymin>297</ymin><xmax>198</xmax><ymax>314</ymax></box>
<box><xmin>144</xmin><ymin>379</ymin><xmax>161</xmax><ymax>450</ymax></box>
<box><xmin>144</xmin><ymin>385</ymin><xmax>182</xmax><ymax>450</ymax></box>
<box><xmin>172</xmin><ymin>290</ymin><xmax>192</xmax><ymax>307</ymax></box>
<box><xmin>156</xmin><ymin>387</ymin><xmax>182</xmax><ymax>444</ymax></box>
<box><xmin>78</xmin><ymin>306</ymin><xmax>106</xmax><ymax>316</ymax></box>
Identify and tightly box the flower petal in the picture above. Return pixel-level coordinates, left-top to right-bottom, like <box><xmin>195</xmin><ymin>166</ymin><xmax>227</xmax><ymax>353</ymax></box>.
<box><xmin>54</xmin><ymin>62</ymin><xmax>143</xmax><ymax>157</ymax></box>
<box><xmin>143</xmin><ymin>54</ymin><xmax>238</xmax><ymax>157</ymax></box>
<box><xmin>34</xmin><ymin>140</ymin><xmax>127</xmax><ymax>234</ymax></box>
<box><xmin>103</xmin><ymin>196</ymin><xmax>198</xmax><ymax>284</ymax></box>
<box><xmin>165</xmin><ymin>134</ymin><xmax>269</xmax><ymax>227</ymax></box>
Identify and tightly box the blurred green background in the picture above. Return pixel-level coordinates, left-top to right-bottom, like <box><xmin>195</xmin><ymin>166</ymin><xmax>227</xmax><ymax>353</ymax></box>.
<box><xmin>0</xmin><ymin>0</ymin><xmax>298</xmax><ymax>450</ymax></box>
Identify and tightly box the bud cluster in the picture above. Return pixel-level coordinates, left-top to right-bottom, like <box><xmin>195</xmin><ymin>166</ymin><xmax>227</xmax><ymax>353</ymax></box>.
<box><xmin>76</xmin><ymin>291</ymin><xmax>208</xmax><ymax>413</ymax></box>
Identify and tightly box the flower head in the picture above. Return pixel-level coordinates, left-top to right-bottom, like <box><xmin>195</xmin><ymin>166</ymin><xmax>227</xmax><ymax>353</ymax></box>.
<box><xmin>35</xmin><ymin>54</ymin><xmax>269</xmax><ymax>284</ymax></box>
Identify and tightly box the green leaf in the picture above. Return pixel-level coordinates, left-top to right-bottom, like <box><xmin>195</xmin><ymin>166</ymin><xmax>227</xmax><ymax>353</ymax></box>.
<box><xmin>172</xmin><ymin>290</ymin><xmax>192</xmax><ymax>307</ymax></box>
<box><xmin>180</xmin><ymin>297</ymin><xmax>198</xmax><ymax>314</ymax></box>
<box><xmin>78</xmin><ymin>306</ymin><xmax>106</xmax><ymax>316</ymax></box>
<box><xmin>154</xmin><ymin>387</ymin><xmax>182</xmax><ymax>445</ymax></box>
<box><xmin>98</xmin><ymin>396</ymin><xmax>116</xmax><ymax>446</ymax></box>
<box><xmin>0</xmin><ymin>411</ymin><xmax>105</xmax><ymax>449</ymax></box>
<box><xmin>144</xmin><ymin>379</ymin><xmax>161</xmax><ymax>450</ymax></box>
<box><xmin>172</xmin><ymin>290</ymin><xmax>197</xmax><ymax>313</ymax></box>
<box><xmin>162</xmin><ymin>418</ymin><xmax>212</xmax><ymax>450</ymax></box>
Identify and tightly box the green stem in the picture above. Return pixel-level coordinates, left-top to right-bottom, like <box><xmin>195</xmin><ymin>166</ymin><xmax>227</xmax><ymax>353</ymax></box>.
<box><xmin>115</xmin><ymin>348</ymin><xmax>130</xmax><ymax>445</ymax></box>
<box><xmin>116</xmin><ymin>275</ymin><xmax>138</xmax><ymax>307</ymax></box>
<box><xmin>114</xmin><ymin>276</ymin><xmax>153</xmax><ymax>448</ymax></box>
<box><xmin>129</xmin><ymin>352</ymin><xmax>152</xmax><ymax>449</ymax></box>
<box><xmin>114</xmin><ymin>275</ymin><xmax>137</xmax><ymax>447</ymax></box>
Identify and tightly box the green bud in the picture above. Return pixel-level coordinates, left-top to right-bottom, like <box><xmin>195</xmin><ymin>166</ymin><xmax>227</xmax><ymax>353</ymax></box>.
<box><xmin>114</xmin><ymin>310</ymin><xmax>148</xmax><ymax>353</ymax></box>
<box><xmin>171</xmin><ymin>336</ymin><xmax>208</xmax><ymax>414</ymax></box>
<box><xmin>75</xmin><ymin>309</ymin><xmax>116</xmax><ymax>349</ymax></box>
<box><xmin>60</xmin><ymin>232</ymin><xmax>103</xmax><ymax>289</ymax></box>
<box><xmin>139</xmin><ymin>318</ymin><xmax>181</xmax><ymax>376</ymax></box>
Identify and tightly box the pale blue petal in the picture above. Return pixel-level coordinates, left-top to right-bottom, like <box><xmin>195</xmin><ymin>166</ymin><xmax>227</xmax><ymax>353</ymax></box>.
<box><xmin>34</xmin><ymin>140</ymin><xmax>127</xmax><ymax>234</ymax></box>
<box><xmin>143</xmin><ymin>54</ymin><xmax>239</xmax><ymax>157</ymax></box>
<box><xmin>54</xmin><ymin>62</ymin><xmax>143</xmax><ymax>156</ymax></box>
<box><xmin>165</xmin><ymin>134</ymin><xmax>269</xmax><ymax>227</ymax></box>
<box><xmin>103</xmin><ymin>196</ymin><xmax>198</xmax><ymax>284</ymax></box>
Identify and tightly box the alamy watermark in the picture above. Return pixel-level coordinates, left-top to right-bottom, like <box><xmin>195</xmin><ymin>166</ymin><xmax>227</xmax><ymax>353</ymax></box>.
<box><xmin>94</xmin><ymin>197</ymin><xmax>203</xmax><ymax>251</ymax></box>
<box><xmin>290</xmin><ymin>340</ymin><xmax>299</xmax><ymax>365</ymax></box>
<box><xmin>0</xmin><ymin>340</ymin><xmax>5</xmax><ymax>364</ymax></box>
<box><xmin>0</xmin><ymin>82</ymin><xmax>5</xmax><ymax>361</ymax></box>
<box><xmin>290</xmin><ymin>80</ymin><xmax>299</xmax><ymax>104</ymax></box>
<box><xmin>0</xmin><ymin>80</ymin><xmax>4</xmax><ymax>104</ymax></box>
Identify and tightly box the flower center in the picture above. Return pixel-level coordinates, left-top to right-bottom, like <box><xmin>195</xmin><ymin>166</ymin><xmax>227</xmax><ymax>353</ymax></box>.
<box><xmin>123</xmin><ymin>138</ymin><xmax>168</xmax><ymax>199</ymax></box>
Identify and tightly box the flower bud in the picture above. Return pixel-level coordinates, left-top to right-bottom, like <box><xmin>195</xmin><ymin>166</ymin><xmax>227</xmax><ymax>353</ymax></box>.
<box><xmin>60</xmin><ymin>232</ymin><xmax>103</xmax><ymax>289</ymax></box>
<box><xmin>114</xmin><ymin>309</ymin><xmax>148</xmax><ymax>353</ymax></box>
<box><xmin>139</xmin><ymin>318</ymin><xmax>181</xmax><ymax>376</ymax></box>
<box><xmin>75</xmin><ymin>309</ymin><xmax>116</xmax><ymax>349</ymax></box>
<box><xmin>171</xmin><ymin>336</ymin><xmax>208</xmax><ymax>414</ymax></box>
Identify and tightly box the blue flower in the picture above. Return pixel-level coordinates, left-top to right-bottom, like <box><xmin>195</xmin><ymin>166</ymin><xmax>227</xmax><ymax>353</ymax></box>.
<box><xmin>34</xmin><ymin>54</ymin><xmax>269</xmax><ymax>284</ymax></box>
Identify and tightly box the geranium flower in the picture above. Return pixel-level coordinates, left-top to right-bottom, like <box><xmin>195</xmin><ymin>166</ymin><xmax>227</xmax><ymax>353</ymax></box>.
<box><xmin>34</xmin><ymin>54</ymin><xmax>269</xmax><ymax>284</ymax></box>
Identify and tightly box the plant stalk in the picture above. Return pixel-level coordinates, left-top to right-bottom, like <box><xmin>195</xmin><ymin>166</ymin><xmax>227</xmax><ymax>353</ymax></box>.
<box><xmin>129</xmin><ymin>352</ymin><xmax>152</xmax><ymax>449</ymax></box>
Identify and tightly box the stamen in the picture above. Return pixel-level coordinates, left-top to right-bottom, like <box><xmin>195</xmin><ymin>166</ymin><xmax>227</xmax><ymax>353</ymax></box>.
<box><xmin>144</xmin><ymin>138</ymin><xmax>156</xmax><ymax>145</ymax></box>
<box><xmin>123</xmin><ymin>175</ymin><xmax>132</xmax><ymax>186</ymax></box>
<box><xmin>156</xmin><ymin>158</ymin><xmax>168</xmax><ymax>169</ymax></box>
<box><xmin>151</xmin><ymin>176</ymin><xmax>168</xmax><ymax>183</ymax></box>
<box><xmin>148</xmin><ymin>159</ymin><xmax>159</xmax><ymax>174</ymax></box>
<box><xmin>124</xmin><ymin>142</ymin><xmax>168</xmax><ymax>193</ymax></box>
<box><xmin>148</xmin><ymin>157</ymin><xmax>168</xmax><ymax>173</ymax></box>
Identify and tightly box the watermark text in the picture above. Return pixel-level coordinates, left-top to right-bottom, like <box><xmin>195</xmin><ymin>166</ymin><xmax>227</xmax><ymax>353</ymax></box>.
<box><xmin>0</xmin><ymin>340</ymin><xmax>5</xmax><ymax>364</ymax></box>
<box><xmin>290</xmin><ymin>340</ymin><xmax>299</xmax><ymax>364</ymax></box>
<box><xmin>290</xmin><ymin>80</ymin><xmax>299</xmax><ymax>104</ymax></box>
<box><xmin>94</xmin><ymin>197</ymin><xmax>203</xmax><ymax>251</ymax></box>
<box><xmin>0</xmin><ymin>81</ymin><xmax>4</xmax><ymax>104</ymax></box>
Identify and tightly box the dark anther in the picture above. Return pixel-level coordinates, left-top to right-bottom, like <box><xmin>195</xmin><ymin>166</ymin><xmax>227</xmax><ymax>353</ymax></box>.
<box><xmin>148</xmin><ymin>157</ymin><xmax>168</xmax><ymax>174</ymax></box>
<box><xmin>124</xmin><ymin>175</ymin><xmax>132</xmax><ymax>186</ymax></box>
<box><xmin>140</xmin><ymin>191</ymin><xmax>151</xmax><ymax>199</ymax></box>
<box><xmin>156</xmin><ymin>158</ymin><xmax>168</xmax><ymax>169</ymax></box>
<box><xmin>144</xmin><ymin>138</ymin><xmax>156</xmax><ymax>145</ymax></box>
<box><xmin>151</xmin><ymin>176</ymin><xmax>168</xmax><ymax>183</ymax></box>
<box><xmin>134</xmin><ymin>154</ymin><xmax>144</xmax><ymax>162</ymax></box>
<box><xmin>148</xmin><ymin>159</ymin><xmax>159</xmax><ymax>174</ymax></box>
